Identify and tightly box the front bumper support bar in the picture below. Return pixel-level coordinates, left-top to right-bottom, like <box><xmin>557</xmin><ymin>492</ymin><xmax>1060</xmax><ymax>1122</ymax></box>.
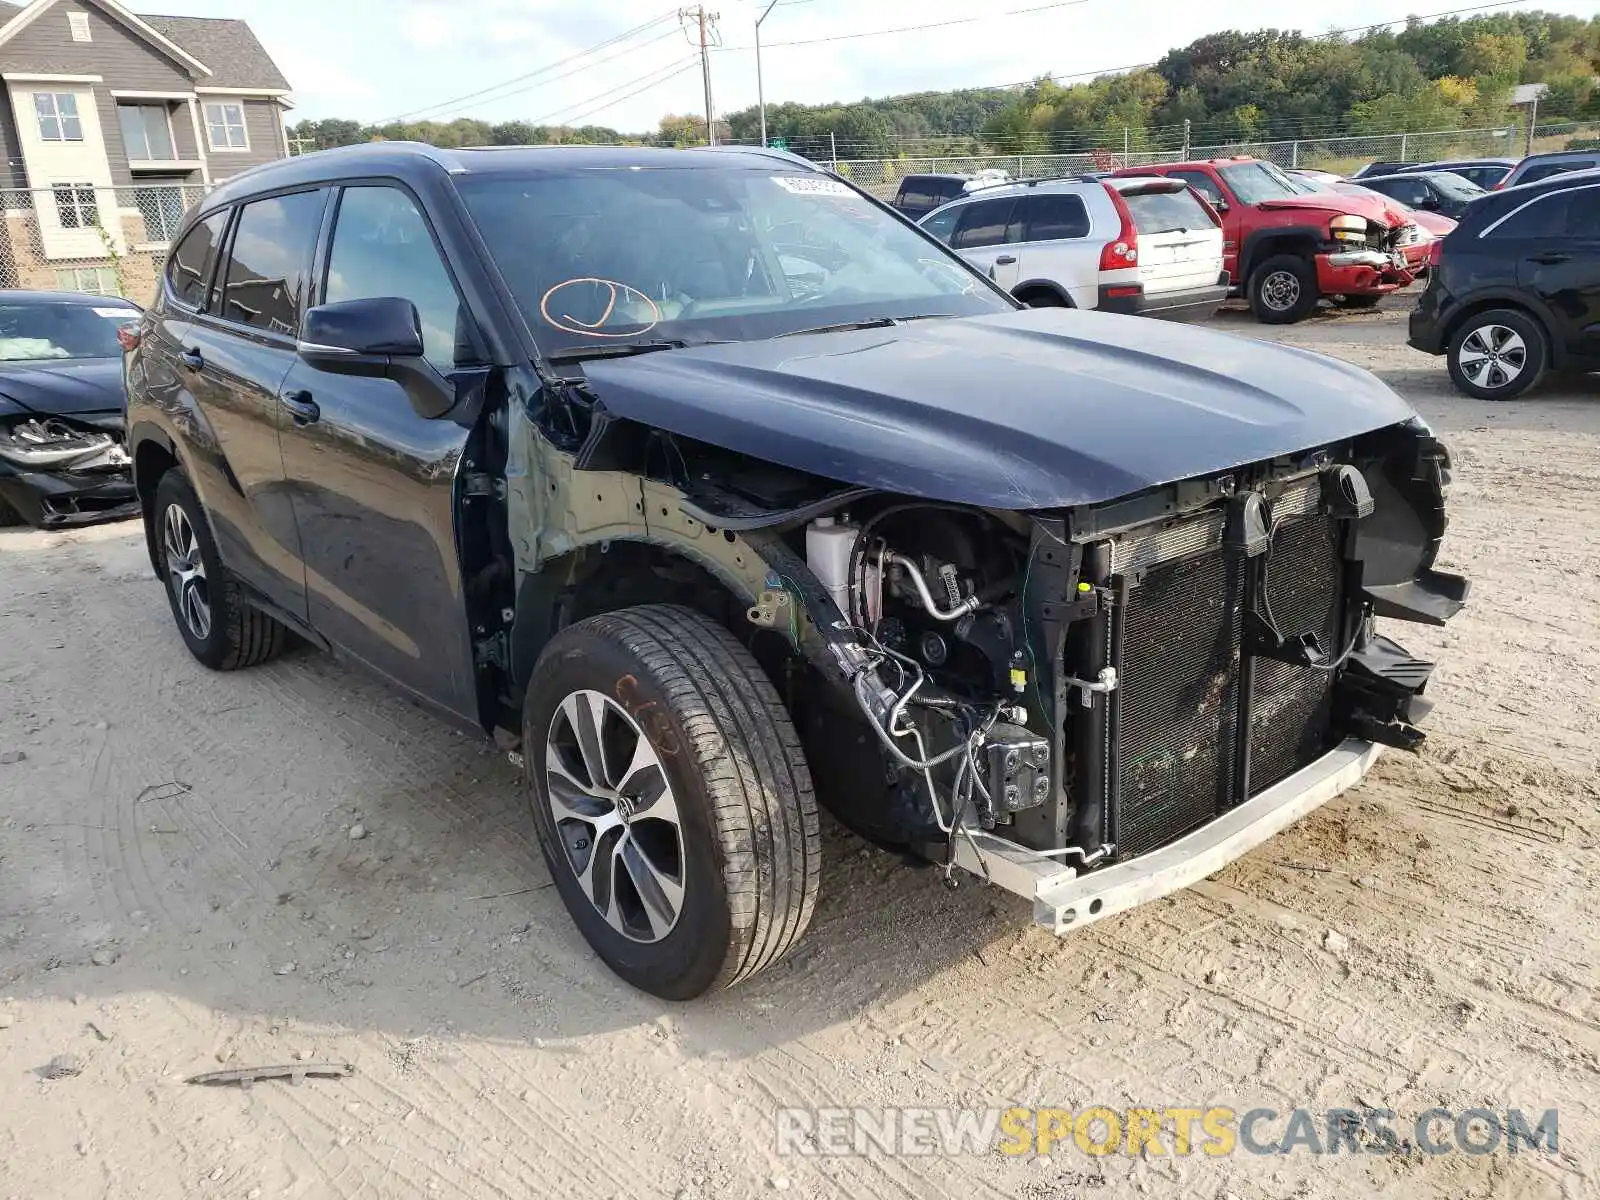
<box><xmin>950</xmin><ymin>738</ymin><xmax>1383</xmax><ymax>933</ymax></box>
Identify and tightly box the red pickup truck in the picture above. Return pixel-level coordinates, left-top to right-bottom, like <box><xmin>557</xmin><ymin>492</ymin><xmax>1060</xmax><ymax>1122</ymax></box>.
<box><xmin>1112</xmin><ymin>157</ymin><xmax>1418</xmax><ymax>323</ymax></box>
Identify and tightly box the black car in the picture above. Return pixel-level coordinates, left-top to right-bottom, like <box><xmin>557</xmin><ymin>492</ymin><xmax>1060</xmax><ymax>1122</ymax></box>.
<box><xmin>1357</xmin><ymin>170</ymin><xmax>1485</xmax><ymax>220</ymax></box>
<box><xmin>125</xmin><ymin>143</ymin><xmax>1462</xmax><ymax>999</ymax></box>
<box><xmin>1409</xmin><ymin>158</ymin><xmax>1517</xmax><ymax>191</ymax></box>
<box><xmin>1498</xmin><ymin>149</ymin><xmax>1600</xmax><ymax>190</ymax></box>
<box><xmin>891</xmin><ymin>172</ymin><xmax>999</xmax><ymax>220</ymax></box>
<box><xmin>1409</xmin><ymin>169</ymin><xmax>1600</xmax><ymax>399</ymax></box>
<box><xmin>0</xmin><ymin>291</ymin><xmax>141</xmax><ymax>528</ymax></box>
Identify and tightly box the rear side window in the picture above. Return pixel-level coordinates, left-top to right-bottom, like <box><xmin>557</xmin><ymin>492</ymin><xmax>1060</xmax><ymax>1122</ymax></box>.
<box><xmin>1017</xmin><ymin>194</ymin><xmax>1090</xmax><ymax>241</ymax></box>
<box><xmin>219</xmin><ymin>189</ymin><xmax>328</xmax><ymax>335</ymax></box>
<box><xmin>1518</xmin><ymin>160</ymin><xmax>1593</xmax><ymax>185</ymax></box>
<box><xmin>1122</xmin><ymin>188</ymin><xmax>1215</xmax><ymax>234</ymax></box>
<box><xmin>932</xmin><ymin>179</ymin><xmax>965</xmax><ymax>203</ymax></box>
<box><xmin>1168</xmin><ymin>169</ymin><xmax>1223</xmax><ymax>206</ymax></box>
<box><xmin>1376</xmin><ymin>178</ymin><xmax>1430</xmax><ymax>207</ymax></box>
<box><xmin>166</xmin><ymin>210</ymin><xmax>227</xmax><ymax>310</ymax></box>
<box><xmin>1493</xmin><ymin>187</ymin><xmax>1600</xmax><ymax>239</ymax></box>
<box><xmin>951</xmin><ymin>198</ymin><xmax>1017</xmax><ymax>249</ymax></box>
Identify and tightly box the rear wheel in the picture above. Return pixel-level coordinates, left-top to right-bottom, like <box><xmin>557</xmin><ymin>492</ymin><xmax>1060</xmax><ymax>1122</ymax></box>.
<box><xmin>1248</xmin><ymin>254</ymin><xmax>1319</xmax><ymax>324</ymax></box>
<box><xmin>523</xmin><ymin>605</ymin><xmax>820</xmax><ymax>1000</ymax></box>
<box><xmin>154</xmin><ymin>470</ymin><xmax>287</xmax><ymax>670</ymax></box>
<box><xmin>1447</xmin><ymin>308</ymin><xmax>1547</xmax><ymax>400</ymax></box>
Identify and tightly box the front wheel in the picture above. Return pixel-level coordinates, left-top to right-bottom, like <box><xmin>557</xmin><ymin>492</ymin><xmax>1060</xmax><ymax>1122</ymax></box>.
<box><xmin>1248</xmin><ymin>254</ymin><xmax>1319</xmax><ymax>324</ymax></box>
<box><xmin>1447</xmin><ymin>308</ymin><xmax>1547</xmax><ymax>400</ymax></box>
<box><xmin>523</xmin><ymin>605</ymin><xmax>820</xmax><ymax>1000</ymax></box>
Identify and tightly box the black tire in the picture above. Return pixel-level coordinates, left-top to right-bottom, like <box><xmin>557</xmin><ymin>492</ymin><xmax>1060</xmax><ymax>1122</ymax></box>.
<box><xmin>1332</xmin><ymin>294</ymin><xmax>1382</xmax><ymax>310</ymax></box>
<box><xmin>1017</xmin><ymin>288</ymin><xmax>1068</xmax><ymax>308</ymax></box>
<box><xmin>0</xmin><ymin>494</ymin><xmax>24</xmax><ymax>527</ymax></box>
<box><xmin>1447</xmin><ymin>308</ymin><xmax>1547</xmax><ymax>401</ymax></box>
<box><xmin>153</xmin><ymin>470</ymin><xmax>286</xmax><ymax>670</ymax></box>
<box><xmin>1248</xmin><ymin>253</ymin><xmax>1319</xmax><ymax>324</ymax></box>
<box><xmin>523</xmin><ymin>605</ymin><xmax>820</xmax><ymax>1000</ymax></box>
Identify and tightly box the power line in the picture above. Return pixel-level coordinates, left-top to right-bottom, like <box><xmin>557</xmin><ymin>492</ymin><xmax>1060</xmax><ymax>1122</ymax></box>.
<box><xmin>374</xmin><ymin>10</ymin><xmax>679</xmax><ymax>124</ymax></box>
<box><xmin>418</xmin><ymin>26</ymin><xmax>687</xmax><ymax>122</ymax></box>
<box><xmin>532</xmin><ymin>56</ymin><xmax>703</xmax><ymax>126</ymax></box>
<box><xmin>714</xmin><ymin>0</ymin><xmax>1091</xmax><ymax>52</ymax></box>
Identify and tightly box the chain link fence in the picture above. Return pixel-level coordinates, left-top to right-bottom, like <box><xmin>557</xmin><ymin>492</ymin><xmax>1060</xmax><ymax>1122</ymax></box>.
<box><xmin>831</xmin><ymin>123</ymin><xmax>1600</xmax><ymax>199</ymax></box>
<box><xmin>0</xmin><ymin>184</ymin><xmax>209</xmax><ymax>302</ymax></box>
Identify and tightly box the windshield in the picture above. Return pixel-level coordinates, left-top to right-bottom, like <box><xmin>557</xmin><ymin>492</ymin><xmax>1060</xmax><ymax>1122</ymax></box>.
<box><xmin>1428</xmin><ymin>173</ymin><xmax>1485</xmax><ymax>200</ymax></box>
<box><xmin>0</xmin><ymin>302</ymin><xmax>135</xmax><ymax>362</ymax></box>
<box><xmin>457</xmin><ymin>168</ymin><xmax>1009</xmax><ymax>353</ymax></box>
<box><xmin>1123</xmin><ymin>188</ymin><xmax>1216</xmax><ymax>233</ymax></box>
<box><xmin>1218</xmin><ymin>162</ymin><xmax>1302</xmax><ymax>204</ymax></box>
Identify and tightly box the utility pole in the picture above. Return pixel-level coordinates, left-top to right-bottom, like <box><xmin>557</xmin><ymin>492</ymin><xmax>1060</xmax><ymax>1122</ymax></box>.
<box><xmin>1181</xmin><ymin>118</ymin><xmax>1190</xmax><ymax>159</ymax></box>
<box><xmin>683</xmin><ymin>6</ymin><xmax>720</xmax><ymax>147</ymax></box>
<box><xmin>756</xmin><ymin>0</ymin><xmax>778</xmax><ymax>147</ymax></box>
<box><xmin>1524</xmin><ymin>91</ymin><xmax>1539</xmax><ymax>156</ymax></box>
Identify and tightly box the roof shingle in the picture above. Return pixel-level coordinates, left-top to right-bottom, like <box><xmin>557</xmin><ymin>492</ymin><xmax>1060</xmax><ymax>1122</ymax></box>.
<box><xmin>141</xmin><ymin>13</ymin><xmax>291</xmax><ymax>90</ymax></box>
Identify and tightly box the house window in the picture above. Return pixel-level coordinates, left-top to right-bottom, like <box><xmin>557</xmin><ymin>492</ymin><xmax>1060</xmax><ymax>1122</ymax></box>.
<box><xmin>56</xmin><ymin>267</ymin><xmax>120</xmax><ymax>296</ymax></box>
<box><xmin>203</xmin><ymin>102</ymin><xmax>248</xmax><ymax>151</ymax></box>
<box><xmin>136</xmin><ymin>186</ymin><xmax>187</xmax><ymax>243</ymax></box>
<box><xmin>68</xmin><ymin>10</ymin><xmax>91</xmax><ymax>40</ymax></box>
<box><xmin>53</xmin><ymin>184</ymin><xmax>99</xmax><ymax>230</ymax></box>
<box><xmin>34</xmin><ymin>93</ymin><xmax>83</xmax><ymax>142</ymax></box>
<box><xmin>119</xmin><ymin>104</ymin><xmax>176</xmax><ymax>161</ymax></box>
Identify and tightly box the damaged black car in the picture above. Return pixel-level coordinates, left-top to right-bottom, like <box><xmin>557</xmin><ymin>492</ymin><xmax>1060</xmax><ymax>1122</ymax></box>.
<box><xmin>0</xmin><ymin>291</ymin><xmax>140</xmax><ymax>529</ymax></box>
<box><xmin>125</xmin><ymin>145</ymin><xmax>1467</xmax><ymax>1000</ymax></box>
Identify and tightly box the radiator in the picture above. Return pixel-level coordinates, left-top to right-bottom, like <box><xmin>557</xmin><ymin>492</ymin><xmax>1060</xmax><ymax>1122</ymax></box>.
<box><xmin>1110</xmin><ymin>509</ymin><xmax>1346</xmax><ymax>860</ymax></box>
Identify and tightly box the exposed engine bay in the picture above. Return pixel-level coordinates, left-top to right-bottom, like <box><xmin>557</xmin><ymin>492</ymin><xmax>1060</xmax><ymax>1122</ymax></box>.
<box><xmin>716</xmin><ymin>422</ymin><xmax>1467</xmax><ymax>896</ymax></box>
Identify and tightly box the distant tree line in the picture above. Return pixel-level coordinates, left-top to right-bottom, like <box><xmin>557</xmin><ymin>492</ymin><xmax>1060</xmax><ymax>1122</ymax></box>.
<box><xmin>291</xmin><ymin>11</ymin><xmax>1599</xmax><ymax>159</ymax></box>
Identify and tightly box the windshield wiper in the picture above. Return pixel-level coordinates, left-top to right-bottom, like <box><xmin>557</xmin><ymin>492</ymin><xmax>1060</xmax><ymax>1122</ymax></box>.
<box><xmin>776</xmin><ymin>314</ymin><xmax>951</xmax><ymax>339</ymax></box>
<box><xmin>546</xmin><ymin>339</ymin><xmax>715</xmax><ymax>364</ymax></box>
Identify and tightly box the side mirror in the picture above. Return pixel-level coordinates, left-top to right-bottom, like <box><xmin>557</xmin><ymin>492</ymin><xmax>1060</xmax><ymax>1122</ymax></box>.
<box><xmin>298</xmin><ymin>297</ymin><xmax>453</xmax><ymax>419</ymax></box>
<box><xmin>1212</xmin><ymin>197</ymin><xmax>1229</xmax><ymax>213</ymax></box>
<box><xmin>298</xmin><ymin>297</ymin><xmax>424</xmax><ymax>369</ymax></box>
<box><xmin>1417</xmin><ymin>196</ymin><xmax>1440</xmax><ymax>211</ymax></box>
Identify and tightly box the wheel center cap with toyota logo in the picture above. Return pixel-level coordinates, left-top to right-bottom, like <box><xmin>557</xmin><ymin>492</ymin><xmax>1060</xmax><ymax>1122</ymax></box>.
<box><xmin>615</xmin><ymin>794</ymin><xmax>638</xmax><ymax>822</ymax></box>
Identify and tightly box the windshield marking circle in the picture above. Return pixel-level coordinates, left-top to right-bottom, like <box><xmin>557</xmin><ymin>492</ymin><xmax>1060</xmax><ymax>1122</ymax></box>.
<box><xmin>539</xmin><ymin>278</ymin><xmax>661</xmax><ymax>339</ymax></box>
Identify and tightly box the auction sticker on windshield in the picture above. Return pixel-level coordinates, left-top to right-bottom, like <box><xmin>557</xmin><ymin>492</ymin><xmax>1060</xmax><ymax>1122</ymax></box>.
<box><xmin>772</xmin><ymin>176</ymin><xmax>854</xmax><ymax>197</ymax></box>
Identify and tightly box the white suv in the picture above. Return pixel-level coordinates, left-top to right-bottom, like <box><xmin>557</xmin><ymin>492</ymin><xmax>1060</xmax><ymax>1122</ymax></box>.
<box><xmin>918</xmin><ymin>176</ymin><xmax>1228</xmax><ymax>321</ymax></box>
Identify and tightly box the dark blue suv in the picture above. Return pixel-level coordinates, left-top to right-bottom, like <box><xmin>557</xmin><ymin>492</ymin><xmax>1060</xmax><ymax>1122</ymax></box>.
<box><xmin>125</xmin><ymin>142</ymin><xmax>1462</xmax><ymax>998</ymax></box>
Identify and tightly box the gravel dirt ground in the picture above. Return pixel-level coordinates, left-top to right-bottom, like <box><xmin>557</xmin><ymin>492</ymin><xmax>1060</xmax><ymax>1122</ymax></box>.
<box><xmin>2</xmin><ymin>298</ymin><xmax>1597</xmax><ymax>1200</ymax></box>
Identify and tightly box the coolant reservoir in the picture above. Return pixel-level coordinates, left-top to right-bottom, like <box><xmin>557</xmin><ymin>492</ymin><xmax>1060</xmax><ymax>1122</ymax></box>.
<box><xmin>806</xmin><ymin>516</ymin><xmax>858</xmax><ymax>617</ymax></box>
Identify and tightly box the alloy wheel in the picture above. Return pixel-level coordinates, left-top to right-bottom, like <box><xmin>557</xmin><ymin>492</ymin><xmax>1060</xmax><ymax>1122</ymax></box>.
<box><xmin>545</xmin><ymin>690</ymin><xmax>685</xmax><ymax>943</ymax></box>
<box><xmin>163</xmin><ymin>504</ymin><xmax>211</xmax><ymax>641</ymax></box>
<box><xmin>1260</xmin><ymin>270</ymin><xmax>1301</xmax><ymax>312</ymax></box>
<box><xmin>1457</xmin><ymin>324</ymin><xmax>1527</xmax><ymax>391</ymax></box>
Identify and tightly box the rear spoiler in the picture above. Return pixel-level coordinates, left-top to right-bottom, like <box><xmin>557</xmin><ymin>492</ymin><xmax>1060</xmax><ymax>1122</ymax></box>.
<box><xmin>1106</xmin><ymin>176</ymin><xmax>1188</xmax><ymax>196</ymax></box>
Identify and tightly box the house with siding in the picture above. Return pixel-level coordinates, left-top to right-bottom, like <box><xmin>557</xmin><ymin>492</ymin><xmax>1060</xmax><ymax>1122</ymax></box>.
<box><xmin>0</xmin><ymin>0</ymin><xmax>290</xmax><ymax>295</ymax></box>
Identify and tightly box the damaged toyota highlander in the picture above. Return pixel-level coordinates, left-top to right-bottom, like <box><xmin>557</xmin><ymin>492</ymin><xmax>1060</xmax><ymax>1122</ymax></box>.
<box><xmin>124</xmin><ymin>144</ymin><xmax>1467</xmax><ymax>999</ymax></box>
<box><xmin>0</xmin><ymin>291</ymin><xmax>140</xmax><ymax>528</ymax></box>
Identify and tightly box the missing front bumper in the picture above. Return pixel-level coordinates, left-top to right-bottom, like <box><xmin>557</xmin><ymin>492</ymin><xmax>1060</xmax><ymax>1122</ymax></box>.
<box><xmin>950</xmin><ymin>738</ymin><xmax>1383</xmax><ymax>934</ymax></box>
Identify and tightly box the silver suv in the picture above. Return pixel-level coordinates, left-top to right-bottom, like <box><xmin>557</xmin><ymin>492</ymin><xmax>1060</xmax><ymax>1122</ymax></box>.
<box><xmin>918</xmin><ymin>176</ymin><xmax>1228</xmax><ymax>321</ymax></box>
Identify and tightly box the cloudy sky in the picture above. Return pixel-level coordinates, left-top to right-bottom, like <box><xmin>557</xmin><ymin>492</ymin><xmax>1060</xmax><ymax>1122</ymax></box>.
<box><xmin>136</xmin><ymin>0</ymin><xmax>1596</xmax><ymax>132</ymax></box>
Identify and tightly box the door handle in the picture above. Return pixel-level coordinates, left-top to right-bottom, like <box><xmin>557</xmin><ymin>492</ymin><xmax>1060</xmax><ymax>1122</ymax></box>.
<box><xmin>1530</xmin><ymin>251</ymin><xmax>1571</xmax><ymax>265</ymax></box>
<box><xmin>995</xmin><ymin>255</ymin><xmax>1018</xmax><ymax>265</ymax></box>
<box><xmin>280</xmin><ymin>389</ymin><xmax>320</xmax><ymax>426</ymax></box>
<box><xmin>179</xmin><ymin>347</ymin><xmax>203</xmax><ymax>370</ymax></box>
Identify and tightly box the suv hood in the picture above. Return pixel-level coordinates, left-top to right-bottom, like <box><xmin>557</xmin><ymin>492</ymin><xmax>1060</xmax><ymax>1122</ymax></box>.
<box><xmin>1257</xmin><ymin>192</ymin><xmax>1404</xmax><ymax>226</ymax></box>
<box><xmin>580</xmin><ymin>309</ymin><xmax>1414</xmax><ymax>510</ymax></box>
